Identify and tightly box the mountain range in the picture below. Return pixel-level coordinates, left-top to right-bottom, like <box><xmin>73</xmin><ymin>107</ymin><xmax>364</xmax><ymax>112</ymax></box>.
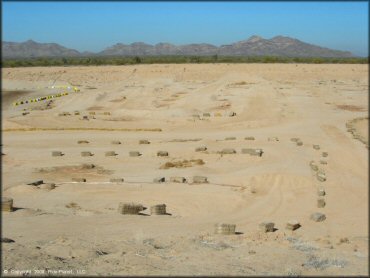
<box><xmin>2</xmin><ymin>35</ymin><xmax>354</xmax><ymax>58</ymax></box>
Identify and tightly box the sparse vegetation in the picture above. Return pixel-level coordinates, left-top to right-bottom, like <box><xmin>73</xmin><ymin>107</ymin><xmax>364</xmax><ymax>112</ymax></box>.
<box><xmin>2</xmin><ymin>55</ymin><xmax>368</xmax><ymax>67</ymax></box>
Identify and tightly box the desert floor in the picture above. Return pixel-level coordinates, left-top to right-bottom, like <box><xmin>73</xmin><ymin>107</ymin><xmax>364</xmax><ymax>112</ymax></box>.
<box><xmin>1</xmin><ymin>64</ymin><xmax>368</xmax><ymax>276</ymax></box>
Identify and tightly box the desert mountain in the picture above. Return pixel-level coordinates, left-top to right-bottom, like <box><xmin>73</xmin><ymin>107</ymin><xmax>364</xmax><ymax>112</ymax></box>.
<box><xmin>2</xmin><ymin>40</ymin><xmax>81</xmax><ymax>58</ymax></box>
<box><xmin>2</xmin><ymin>36</ymin><xmax>353</xmax><ymax>58</ymax></box>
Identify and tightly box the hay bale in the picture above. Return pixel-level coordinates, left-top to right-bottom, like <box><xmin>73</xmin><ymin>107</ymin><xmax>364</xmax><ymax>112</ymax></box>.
<box><xmin>322</xmin><ymin>152</ymin><xmax>328</xmax><ymax>157</ymax></box>
<box><xmin>81</xmin><ymin>151</ymin><xmax>93</xmax><ymax>157</ymax></box>
<box><xmin>317</xmin><ymin>198</ymin><xmax>326</xmax><ymax>208</ymax></box>
<box><xmin>316</xmin><ymin>171</ymin><xmax>326</xmax><ymax>182</ymax></box>
<box><xmin>153</xmin><ymin>177</ymin><xmax>165</xmax><ymax>183</ymax></box>
<box><xmin>170</xmin><ymin>177</ymin><xmax>186</xmax><ymax>183</ymax></box>
<box><xmin>157</xmin><ymin>151</ymin><xmax>169</xmax><ymax>157</ymax></box>
<box><xmin>310</xmin><ymin>212</ymin><xmax>326</xmax><ymax>222</ymax></box>
<box><xmin>150</xmin><ymin>204</ymin><xmax>167</xmax><ymax>215</ymax></box>
<box><xmin>111</xmin><ymin>140</ymin><xmax>121</xmax><ymax>145</ymax></box>
<box><xmin>259</xmin><ymin>222</ymin><xmax>275</xmax><ymax>233</ymax></box>
<box><xmin>110</xmin><ymin>178</ymin><xmax>124</xmax><ymax>183</ymax></box>
<box><xmin>228</xmin><ymin>111</ymin><xmax>236</xmax><ymax>117</ymax></box>
<box><xmin>28</xmin><ymin>180</ymin><xmax>43</xmax><ymax>186</ymax></box>
<box><xmin>139</xmin><ymin>139</ymin><xmax>150</xmax><ymax>144</ymax></box>
<box><xmin>78</xmin><ymin>140</ymin><xmax>89</xmax><ymax>144</ymax></box>
<box><xmin>193</xmin><ymin>176</ymin><xmax>208</xmax><ymax>184</ymax></box>
<box><xmin>203</xmin><ymin>112</ymin><xmax>211</xmax><ymax>117</ymax></box>
<box><xmin>117</xmin><ymin>203</ymin><xmax>144</xmax><ymax>215</ymax></box>
<box><xmin>195</xmin><ymin>146</ymin><xmax>207</xmax><ymax>152</ymax></box>
<box><xmin>309</xmin><ymin>161</ymin><xmax>319</xmax><ymax>172</ymax></box>
<box><xmin>286</xmin><ymin>220</ymin><xmax>300</xmax><ymax>231</ymax></box>
<box><xmin>245</xmin><ymin>136</ymin><xmax>255</xmax><ymax>140</ymax></box>
<box><xmin>313</xmin><ymin>145</ymin><xmax>320</xmax><ymax>150</ymax></box>
<box><xmin>220</xmin><ymin>148</ymin><xmax>236</xmax><ymax>154</ymax></box>
<box><xmin>52</xmin><ymin>151</ymin><xmax>63</xmax><ymax>157</ymax></box>
<box><xmin>105</xmin><ymin>151</ymin><xmax>117</xmax><ymax>157</ymax></box>
<box><xmin>129</xmin><ymin>151</ymin><xmax>141</xmax><ymax>157</ymax></box>
<box><xmin>39</xmin><ymin>183</ymin><xmax>56</xmax><ymax>190</ymax></box>
<box><xmin>81</xmin><ymin>163</ymin><xmax>95</xmax><ymax>169</ymax></box>
<box><xmin>72</xmin><ymin>178</ymin><xmax>86</xmax><ymax>182</ymax></box>
<box><xmin>214</xmin><ymin>223</ymin><xmax>236</xmax><ymax>235</ymax></box>
<box><xmin>225</xmin><ymin>137</ymin><xmax>236</xmax><ymax>140</ymax></box>
<box><xmin>2</xmin><ymin>197</ymin><xmax>13</xmax><ymax>212</ymax></box>
<box><xmin>241</xmin><ymin>148</ymin><xmax>263</xmax><ymax>156</ymax></box>
<box><xmin>317</xmin><ymin>187</ymin><xmax>326</xmax><ymax>196</ymax></box>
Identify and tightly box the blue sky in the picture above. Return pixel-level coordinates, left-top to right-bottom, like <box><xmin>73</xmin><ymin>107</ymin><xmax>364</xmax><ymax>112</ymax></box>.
<box><xmin>2</xmin><ymin>1</ymin><xmax>369</xmax><ymax>56</ymax></box>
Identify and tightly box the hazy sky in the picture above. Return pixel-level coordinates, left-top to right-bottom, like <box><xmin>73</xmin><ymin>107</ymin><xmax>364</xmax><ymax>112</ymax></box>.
<box><xmin>3</xmin><ymin>1</ymin><xmax>369</xmax><ymax>56</ymax></box>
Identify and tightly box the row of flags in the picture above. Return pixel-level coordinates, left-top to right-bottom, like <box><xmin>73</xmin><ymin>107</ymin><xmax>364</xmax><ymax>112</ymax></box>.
<box><xmin>13</xmin><ymin>86</ymin><xmax>80</xmax><ymax>106</ymax></box>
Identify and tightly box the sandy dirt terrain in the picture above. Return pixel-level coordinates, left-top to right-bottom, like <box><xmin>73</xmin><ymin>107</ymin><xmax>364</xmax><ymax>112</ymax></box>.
<box><xmin>1</xmin><ymin>64</ymin><xmax>368</xmax><ymax>276</ymax></box>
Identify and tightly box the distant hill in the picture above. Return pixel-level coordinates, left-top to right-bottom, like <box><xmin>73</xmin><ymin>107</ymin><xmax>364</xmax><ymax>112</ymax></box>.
<box><xmin>2</xmin><ymin>40</ymin><xmax>81</xmax><ymax>58</ymax></box>
<box><xmin>2</xmin><ymin>36</ymin><xmax>354</xmax><ymax>58</ymax></box>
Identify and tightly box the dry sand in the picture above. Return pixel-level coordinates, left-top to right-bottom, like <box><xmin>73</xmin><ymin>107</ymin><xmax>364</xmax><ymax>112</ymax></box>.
<box><xmin>1</xmin><ymin>64</ymin><xmax>368</xmax><ymax>276</ymax></box>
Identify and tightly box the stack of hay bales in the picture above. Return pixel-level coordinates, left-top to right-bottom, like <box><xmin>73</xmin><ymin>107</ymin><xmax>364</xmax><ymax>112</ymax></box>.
<box><xmin>150</xmin><ymin>204</ymin><xmax>167</xmax><ymax>215</ymax></box>
<box><xmin>228</xmin><ymin>111</ymin><xmax>236</xmax><ymax>117</ymax></box>
<box><xmin>129</xmin><ymin>151</ymin><xmax>141</xmax><ymax>157</ymax></box>
<box><xmin>105</xmin><ymin>151</ymin><xmax>117</xmax><ymax>157</ymax></box>
<box><xmin>313</xmin><ymin>145</ymin><xmax>320</xmax><ymax>150</ymax></box>
<box><xmin>322</xmin><ymin>152</ymin><xmax>328</xmax><ymax>157</ymax></box>
<box><xmin>153</xmin><ymin>177</ymin><xmax>165</xmax><ymax>183</ymax></box>
<box><xmin>2</xmin><ymin>197</ymin><xmax>13</xmax><ymax>212</ymax></box>
<box><xmin>72</xmin><ymin>178</ymin><xmax>86</xmax><ymax>182</ymax></box>
<box><xmin>81</xmin><ymin>151</ymin><xmax>93</xmax><ymax>157</ymax></box>
<box><xmin>268</xmin><ymin>137</ymin><xmax>279</xmax><ymax>142</ymax></box>
<box><xmin>220</xmin><ymin>148</ymin><xmax>236</xmax><ymax>154</ymax></box>
<box><xmin>310</xmin><ymin>212</ymin><xmax>326</xmax><ymax>222</ymax></box>
<box><xmin>225</xmin><ymin>137</ymin><xmax>236</xmax><ymax>140</ymax></box>
<box><xmin>81</xmin><ymin>163</ymin><xmax>95</xmax><ymax>169</ymax></box>
<box><xmin>259</xmin><ymin>222</ymin><xmax>275</xmax><ymax>232</ymax></box>
<box><xmin>89</xmin><ymin>112</ymin><xmax>96</xmax><ymax>116</ymax></box>
<box><xmin>111</xmin><ymin>140</ymin><xmax>121</xmax><ymax>145</ymax></box>
<box><xmin>309</xmin><ymin>161</ymin><xmax>319</xmax><ymax>172</ymax></box>
<box><xmin>317</xmin><ymin>198</ymin><xmax>326</xmax><ymax>208</ymax></box>
<box><xmin>296</xmin><ymin>140</ymin><xmax>303</xmax><ymax>146</ymax></box>
<box><xmin>110</xmin><ymin>178</ymin><xmax>124</xmax><ymax>183</ymax></box>
<box><xmin>52</xmin><ymin>151</ymin><xmax>63</xmax><ymax>157</ymax></box>
<box><xmin>214</xmin><ymin>223</ymin><xmax>236</xmax><ymax>235</ymax></box>
<box><xmin>317</xmin><ymin>187</ymin><xmax>326</xmax><ymax>196</ymax></box>
<box><xmin>28</xmin><ymin>180</ymin><xmax>43</xmax><ymax>186</ymax></box>
<box><xmin>241</xmin><ymin>148</ymin><xmax>263</xmax><ymax>157</ymax></box>
<box><xmin>203</xmin><ymin>113</ymin><xmax>211</xmax><ymax>117</ymax></box>
<box><xmin>245</xmin><ymin>136</ymin><xmax>255</xmax><ymax>140</ymax></box>
<box><xmin>193</xmin><ymin>176</ymin><xmax>208</xmax><ymax>184</ymax></box>
<box><xmin>170</xmin><ymin>177</ymin><xmax>186</xmax><ymax>183</ymax></box>
<box><xmin>316</xmin><ymin>170</ymin><xmax>326</xmax><ymax>182</ymax></box>
<box><xmin>195</xmin><ymin>146</ymin><xmax>207</xmax><ymax>152</ymax></box>
<box><xmin>39</xmin><ymin>183</ymin><xmax>56</xmax><ymax>190</ymax></box>
<box><xmin>78</xmin><ymin>140</ymin><xmax>89</xmax><ymax>144</ymax></box>
<box><xmin>157</xmin><ymin>151</ymin><xmax>169</xmax><ymax>157</ymax></box>
<box><xmin>286</xmin><ymin>220</ymin><xmax>300</xmax><ymax>231</ymax></box>
<box><xmin>117</xmin><ymin>203</ymin><xmax>144</xmax><ymax>215</ymax></box>
<box><xmin>139</xmin><ymin>140</ymin><xmax>150</xmax><ymax>144</ymax></box>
